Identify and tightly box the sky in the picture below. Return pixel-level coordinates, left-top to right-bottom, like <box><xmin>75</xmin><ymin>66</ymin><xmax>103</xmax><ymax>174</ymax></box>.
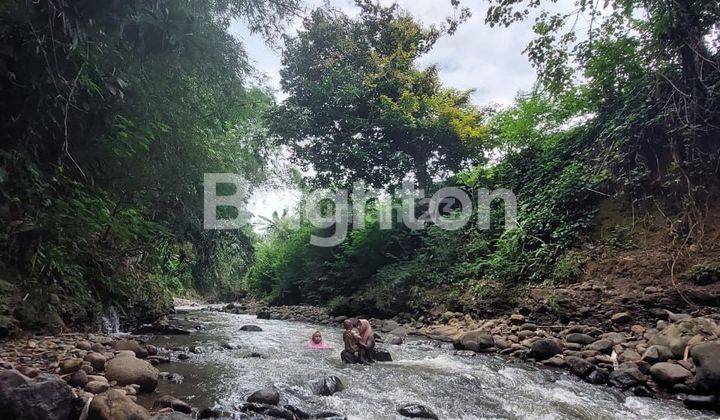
<box><xmin>228</xmin><ymin>0</ymin><xmax>545</xmax><ymax>230</ymax></box>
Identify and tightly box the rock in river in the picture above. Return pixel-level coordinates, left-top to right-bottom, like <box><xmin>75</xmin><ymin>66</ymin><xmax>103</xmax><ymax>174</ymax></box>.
<box><xmin>309</xmin><ymin>376</ymin><xmax>345</xmax><ymax>396</ymax></box>
<box><xmin>153</xmin><ymin>395</ymin><xmax>193</xmax><ymax>414</ymax></box>
<box><xmin>528</xmin><ymin>339</ymin><xmax>562</xmax><ymax>361</ymax></box>
<box><xmin>105</xmin><ymin>353</ymin><xmax>159</xmax><ymax>392</ymax></box>
<box><xmin>691</xmin><ymin>341</ymin><xmax>720</xmax><ymax>393</ymax></box>
<box><xmin>649</xmin><ymin>362</ymin><xmax>692</xmax><ymax>386</ymax></box>
<box><xmin>113</xmin><ymin>340</ymin><xmax>149</xmax><ymax>359</ymax></box>
<box><xmin>397</xmin><ymin>403</ymin><xmax>439</xmax><ymax>419</ymax></box>
<box><xmin>88</xmin><ymin>389</ymin><xmax>149</xmax><ymax>420</ymax></box>
<box><xmin>240</xmin><ymin>325</ymin><xmax>263</xmax><ymax>332</ymax></box>
<box><xmin>247</xmin><ymin>387</ymin><xmax>280</xmax><ymax>405</ymax></box>
<box><xmin>0</xmin><ymin>369</ymin><xmax>75</xmax><ymax>420</ymax></box>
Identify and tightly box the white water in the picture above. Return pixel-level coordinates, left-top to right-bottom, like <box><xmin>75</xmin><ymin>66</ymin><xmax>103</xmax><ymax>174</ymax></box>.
<box><xmin>144</xmin><ymin>310</ymin><xmax>717</xmax><ymax>419</ymax></box>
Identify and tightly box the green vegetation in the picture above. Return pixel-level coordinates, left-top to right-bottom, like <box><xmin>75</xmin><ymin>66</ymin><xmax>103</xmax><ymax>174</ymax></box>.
<box><xmin>1</xmin><ymin>0</ymin><xmax>718</xmax><ymax>329</ymax></box>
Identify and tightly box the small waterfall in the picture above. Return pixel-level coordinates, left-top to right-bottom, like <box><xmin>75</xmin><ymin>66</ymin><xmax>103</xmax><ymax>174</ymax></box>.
<box><xmin>99</xmin><ymin>306</ymin><xmax>121</xmax><ymax>334</ymax></box>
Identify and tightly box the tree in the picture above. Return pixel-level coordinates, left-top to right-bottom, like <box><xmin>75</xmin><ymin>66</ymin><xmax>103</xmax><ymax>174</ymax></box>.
<box><xmin>273</xmin><ymin>0</ymin><xmax>484</xmax><ymax>190</ymax></box>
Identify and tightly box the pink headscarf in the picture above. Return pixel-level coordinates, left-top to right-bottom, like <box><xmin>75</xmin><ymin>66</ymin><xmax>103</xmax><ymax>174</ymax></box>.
<box><xmin>304</xmin><ymin>331</ymin><xmax>333</xmax><ymax>349</ymax></box>
<box><xmin>357</xmin><ymin>319</ymin><xmax>374</xmax><ymax>345</ymax></box>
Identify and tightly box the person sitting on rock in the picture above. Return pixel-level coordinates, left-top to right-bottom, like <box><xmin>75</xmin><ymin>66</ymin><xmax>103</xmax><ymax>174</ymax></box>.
<box><xmin>341</xmin><ymin>320</ymin><xmax>361</xmax><ymax>363</ymax></box>
<box><xmin>357</xmin><ymin>319</ymin><xmax>376</xmax><ymax>363</ymax></box>
<box><xmin>304</xmin><ymin>331</ymin><xmax>333</xmax><ymax>349</ymax></box>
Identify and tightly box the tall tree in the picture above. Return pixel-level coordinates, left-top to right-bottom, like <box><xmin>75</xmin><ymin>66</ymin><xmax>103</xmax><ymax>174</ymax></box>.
<box><xmin>273</xmin><ymin>0</ymin><xmax>484</xmax><ymax>190</ymax></box>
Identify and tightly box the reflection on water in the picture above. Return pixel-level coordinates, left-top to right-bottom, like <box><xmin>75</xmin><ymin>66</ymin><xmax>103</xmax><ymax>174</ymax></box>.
<box><xmin>140</xmin><ymin>309</ymin><xmax>714</xmax><ymax>420</ymax></box>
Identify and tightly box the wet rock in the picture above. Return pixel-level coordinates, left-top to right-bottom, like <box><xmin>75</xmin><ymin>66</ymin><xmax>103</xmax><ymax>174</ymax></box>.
<box><xmin>632</xmin><ymin>385</ymin><xmax>654</xmax><ymax>398</ymax></box>
<box><xmin>389</xmin><ymin>327</ymin><xmax>407</xmax><ymax>337</ymax></box>
<box><xmin>76</xmin><ymin>340</ymin><xmax>93</xmax><ymax>351</ymax></box>
<box><xmin>105</xmin><ymin>353</ymin><xmax>159</xmax><ymax>392</ymax></box>
<box><xmin>135</xmin><ymin>319</ymin><xmax>192</xmax><ymax>335</ymax></box>
<box><xmin>641</xmin><ymin>345</ymin><xmax>672</xmax><ymax>364</ymax></box>
<box><xmin>381</xmin><ymin>320</ymin><xmax>400</xmax><ymax>333</ymax></box>
<box><xmin>59</xmin><ymin>358</ymin><xmax>83</xmax><ymax>374</ymax></box>
<box><xmin>387</xmin><ymin>336</ymin><xmax>404</xmax><ymax>345</ymax></box>
<box><xmin>85</xmin><ymin>381</ymin><xmax>110</xmax><ymax>394</ymax></box>
<box><xmin>454</xmin><ymin>330</ymin><xmax>494</xmax><ymax>352</ymax></box>
<box><xmin>247</xmin><ymin>388</ymin><xmax>280</xmax><ymax>405</ymax></box>
<box><xmin>240</xmin><ymin>325</ymin><xmax>263</xmax><ymax>332</ymax></box>
<box><xmin>611</xmin><ymin>312</ymin><xmax>631</xmax><ymax>324</ymax></box>
<box><xmin>84</xmin><ymin>352</ymin><xmax>107</xmax><ymax>371</ymax></box>
<box><xmin>153</xmin><ymin>395</ymin><xmax>193</xmax><ymax>414</ymax></box>
<box><xmin>609</xmin><ymin>363</ymin><xmax>648</xmax><ymax>389</ymax></box>
<box><xmin>176</xmin><ymin>353</ymin><xmax>189</xmax><ymax>360</ymax></box>
<box><xmin>242</xmin><ymin>402</ymin><xmax>294</xmax><ymax>419</ymax></box>
<box><xmin>113</xmin><ymin>340</ymin><xmax>149</xmax><ymax>359</ymax></box>
<box><xmin>397</xmin><ymin>403</ymin><xmax>438</xmax><ymax>419</ymax></box>
<box><xmin>649</xmin><ymin>317</ymin><xmax>719</xmax><ymax>358</ymax></box>
<box><xmin>691</xmin><ymin>341</ymin><xmax>720</xmax><ymax>393</ymax></box>
<box><xmin>566</xmin><ymin>333</ymin><xmax>594</xmax><ymax>345</ymax></box>
<box><xmin>649</xmin><ymin>362</ymin><xmax>692</xmax><ymax>386</ymax></box>
<box><xmin>565</xmin><ymin>356</ymin><xmax>594</xmax><ymax>378</ymax></box>
<box><xmin>542</xmin><ymin>356</ymin><xmax>566</xmax><ymax>368</ymax></box>
<box><xmin>309</xmin><ymin>376</ymin><xmax>345</xmax><ymax>396</ymax></box>
<box><xmin>528</xmin><ymin>339</ymin><xmax>562</xmax><ymax>361</ymax></box>
<box><xmin>0</xmin><ymin>369</ymin><xmax>75</xmax><ymax>420</ymax></box>
<box><xmin>683</xmin><ymin>395</ymin><xmax>719</xmax><ymax>410</ymax></box>
<box><xmin>88</xmin><ymin>389</ymin><xmax>149</xmax><ymax>420</ymax></box>
<box><xmin>585</xmin><ymin>368</ymin><xmax>609</xmax><ymax>385</ymax></box>
<box><xmin>370</xmin><ymin>346</ymin><xmax>393</xmax><ymax>362</ymax></box>
<box><xmin>69</xmin><ymin>369</ymin><xmax>88</xmax><ymax>387</ymax></box>
<box><xmin>586</xmin><ymin>339</ymin><xmax>613</xmax><ymax>354</ymax></box>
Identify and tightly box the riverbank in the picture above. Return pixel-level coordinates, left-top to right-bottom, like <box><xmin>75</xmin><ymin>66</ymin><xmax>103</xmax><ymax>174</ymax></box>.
<box><xmin>218</xmin><ymin>299</ymin><xmax>720</xmax><ymax>413</ymax></box>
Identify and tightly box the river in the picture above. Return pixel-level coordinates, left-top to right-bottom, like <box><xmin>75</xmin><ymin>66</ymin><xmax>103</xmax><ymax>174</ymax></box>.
<box><xmin>140</xmin><ymin>308</ymin><xmax>716</xmax><ymax>419</ymax></box>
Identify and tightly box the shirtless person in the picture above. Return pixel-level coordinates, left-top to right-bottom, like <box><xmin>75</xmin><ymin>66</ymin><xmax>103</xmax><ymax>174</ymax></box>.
<box><xmin>340</xmin><ymin>319</ymin><xmax>361</xmax><ymax>364</ymax></box>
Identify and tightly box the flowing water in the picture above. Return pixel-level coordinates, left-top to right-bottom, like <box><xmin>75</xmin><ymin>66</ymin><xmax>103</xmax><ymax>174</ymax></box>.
<box><xmin>141</xmin><ymin>308</ymin><xmax>716</xmax><ymax>419</ymax></box>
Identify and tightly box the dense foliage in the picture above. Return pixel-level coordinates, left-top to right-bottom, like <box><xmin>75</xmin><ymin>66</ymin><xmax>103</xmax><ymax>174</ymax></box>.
<box><xmin>245</xmin><ymin>0</ymin><xmax>719</xmax><ymax>315</ymax></box>
<box><xmin>0</xmin><ymin>0</ymin><xmax>299</xmax><ymax>329</ymax></box>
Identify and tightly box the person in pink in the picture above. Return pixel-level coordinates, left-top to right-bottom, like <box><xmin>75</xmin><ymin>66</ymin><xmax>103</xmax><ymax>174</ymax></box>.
<box><xmin>304</xmin><ymin>331</ymin><xmax>334</xmax><ymax>349</ymax></box>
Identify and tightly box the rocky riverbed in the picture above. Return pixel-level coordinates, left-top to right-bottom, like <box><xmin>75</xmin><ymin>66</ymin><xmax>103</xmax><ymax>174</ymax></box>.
<box><xmin>220</xmin><ymin>300</ymin><xmax>720</xmax><ymax>413</ymax></box>
<box><xmin>0</xmin><ymin>301</ymin><xmax>718</xmax><ymax>419</ymax></box>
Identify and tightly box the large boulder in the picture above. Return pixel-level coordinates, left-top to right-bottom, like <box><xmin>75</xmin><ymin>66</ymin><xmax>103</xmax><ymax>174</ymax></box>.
<box><xmin>641</xmin><ymin>345</ymin><xmax>672</xmax><ymax>364</ymax></box>
<box><xmin>113</xmin><ymin>340</ymin><xmax>149</xmax><ymax>359</ymax></box>
<box><xmin>397</xmin><ymin>403</ymin><xmax>438</xmax><ymax>419</ymax></box>
<box><xmin>454</xmin><ymin>330</ymin><xmax>495</xmax><ymax>352</ymax></box>
<box><xmin>649</xmin><ymin>362</ymin><xmax>692</xmax><ymax>386</ymax></box>
<box><xmin>309</xmin><ymin>376</ymin><xmax>345</xmax><ymax>396</ymax></box>
<box><xmin>105</xmin><ymin>353</ymin><xmax>159</xmax><ymax>392</ymax></box>
<box><xmin>88</xmin><ymin>389</ymin><xmax>149</xmax><ymax>420</ymax></box>
<box><xmin>691</xmin><ymin>341</ymin><xmax>720</xmax><ymax>393</ymax></box>
<box><xmin>370</xmin><ymin>346</ymin><xmax>393</xmax><ymax>362</ymax></box>
<box><xmin>528</xmin><ymin>339</ymin><xmax>562</xmax><ymax>361</ymax></box>
<box><xmin>649</xmin><ymin>317</ymin><xmax>719</xmax><ymax>358</ymax></box>
<box><xmin>0</xmin><ymin>370</ymin><xmax>75</xmax><ymax>420</ymax></box>
<box><xmin>247</xmin><ymin>388</ymin><xmax>280</xmax><ymax>405</ymax></box>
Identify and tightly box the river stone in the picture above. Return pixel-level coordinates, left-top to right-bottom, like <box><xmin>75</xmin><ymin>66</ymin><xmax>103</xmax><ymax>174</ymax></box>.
<box><xmin>586</xmin><ymin>339</ymin><xmax>613</xmax><ymax>354</ymax></box>
<box><xmin>59</xmin><ymin>358</ymin><xmax>83</xmax><ymax>374</ymax></box>
<box><xmin>84</xmin><ymin>352</ymin><xmax>107</xmax><ymax>371</ymax></box>
<box><xmin>649</xmin><ymin>362</ymin><xmax>692</xmax><ymax>386</ymax></box>
<box><xmin>509</xmin><ymin>314</ymin><xmax>525</xmax><ymax>324</ymax></box>
<box><xmin>565</xmin><ymin>356</ymin><xmax>594</xmax><ymax>378</ymax></box>
<box><xmin>153</xmin><ymin>395</ymin><xmax>193</xmax><ymax>414</ymax></box>
<box><xmin>387</xmin><ymin>336</ymin><xmax>404</xmax><ymax>345</ymax></box>
<box><xmin>528</xmin><ymin>339</ymin><xmax>562</xmax><ymax>361</ymax></box>
<box><xmin>397</xmin><ymin>403</ymin><xmax>438</xmax><ymax>419</ymax></box>
<box><xmin>69</xmin><ymin>369</ymin><xmax>88</xmax><ymax>387</ymax></box>
<box><xmin>89</xmin><ymin>389</ymin><xmax>149</xmax><ymax>420</ymax></box>
<box><xmin>309</xmin><ymin>375</ymin><xmax>345</xmax><ymax>396</ymax></box>
<box><xmin>371</xmin><ymin>346</ymin><xmax>393</xmax><ymax>362</ymax></box>
<box><xmin>641</xmin><ymin>345</ymin><xmax>672</xmax><ymax>364</ymax></box>
<box><xmin>76</xmin><ymin>340</ymin><xmax>93</xmax><ymax>351</ymax></box>
<box><xmin>247</xmin><ymin>388</ymin><xmax>280</xmax><ymax>405</ymax></box>
<box><xmin>85</xmin><ymin>381</ymin><xmax>110</xmax><ymax>394</ymax></box>
<box><xmin>611</xmin><ymin>312</ymin><xmax>631</xmax><ymax>324</ymax></box>
<box><xmin>649</xmin><ymin>317</ymin><xmax>719</xmax><ymax>358</ymax></box>
<box><xmin>240</xmin><ymin>325</ymin><xmax>263</xmax><ymax>332</ymax></box>
<box><xmin>455</xmin><ymin>330</ymin><xmax>494</xmax><ymax>352</ymax></box>
<box><xmin>691</xmin><ymin>341</ymin><xmax>720</xmax><ymax>393</ymax></box>
<box><xmin>0</xmin><ymin>369</ymin><xmax>75</xmax><ymax>420</ymax></box>
<box><xmin>381</xmin><ymin>320</ymin><xmax>400</xmax><ymax>333</ymax></box>
<box><xmin>150</xmin><ymin>413</ymin><xmax>192</xmax><ymax>420</ymax></box>
<box><xmin>389</xmin><ymin>326</ymin><xmax>407</xmax><ymax>337</ymax></box>
<box><xmin>585</xmin><ymin>368</ymin><xmax>609</xmax><ymax>385</ymax></box>
<box><xmin>113</xmin><ymin>340</ymin><xmax>148</xmax><ymax>358</ymax></box>
<box><xmin>566</xmin><ymin>333</ymin><xmax>594</xmax><ymax>345</ymax></box>
<box><xmin>609</xmin><ymin>363</ymin><xmax>648</xmax><ymax>389</ymax></box>
<box><xmin>105</xmin><ymin>353</ymin><xmax>159</xmax><ymax>392</ymax></box>
<box><xmin>683</xmin><ymin>394</ymin><xmax>719</xmax><ymax>410</ymax></box>
<box><xmin>242</xmin><ymin>402</ymin><xmax>294</xmax><ymax>419</ymax></box>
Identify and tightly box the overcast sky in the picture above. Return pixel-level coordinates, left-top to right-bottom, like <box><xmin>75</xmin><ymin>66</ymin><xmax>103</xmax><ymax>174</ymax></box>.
<box><xmin>228</xmin><ymin>0</ymin><xmax>547</xmax><ymax>229</ymax></box>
